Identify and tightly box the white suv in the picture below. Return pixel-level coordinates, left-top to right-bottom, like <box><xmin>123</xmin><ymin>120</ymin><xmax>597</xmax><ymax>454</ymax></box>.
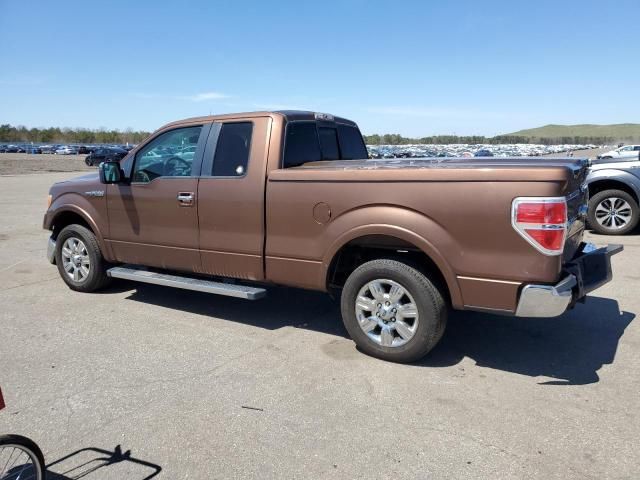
<box><xmin>597</xmin><ymin>145</ymin><xmax>640</xmax><ymax>160</ymax></box>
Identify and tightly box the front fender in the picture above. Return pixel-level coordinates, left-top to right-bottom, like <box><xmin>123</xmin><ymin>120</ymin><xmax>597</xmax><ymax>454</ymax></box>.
<box><xmin>321</xmin><ymin>205</ymin><xmax>463</xmax><ymax>308</ymax></box>
<box><xmin>45</xmin><ymin>192</ymin><xmax>113</xmax><ymax>261</ymax></box>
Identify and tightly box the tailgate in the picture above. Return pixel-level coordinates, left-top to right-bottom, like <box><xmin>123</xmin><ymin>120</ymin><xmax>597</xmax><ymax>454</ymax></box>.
<box><xmin>563</xmin><ymin>159</ymin><xmax>589</xmax><ymax>262</ymax></box>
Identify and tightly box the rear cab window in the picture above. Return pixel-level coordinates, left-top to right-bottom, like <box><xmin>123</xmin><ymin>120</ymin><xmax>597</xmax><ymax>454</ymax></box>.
<box><xmin>283</xmin><ymin>118</ymin><xmax>368</xmax><ymax>168</ymax></box>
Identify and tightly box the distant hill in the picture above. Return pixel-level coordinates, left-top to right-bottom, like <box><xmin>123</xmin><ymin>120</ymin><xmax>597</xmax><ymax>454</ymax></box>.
<box><xmin>504</xmin><ymin>124</ymin><xmax>640</xmax><ymax>141</ymax></box>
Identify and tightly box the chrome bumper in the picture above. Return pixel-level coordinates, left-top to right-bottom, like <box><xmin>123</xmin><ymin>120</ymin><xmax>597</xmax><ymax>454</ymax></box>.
<box><xmin>47</xmin><ymin>236</ymin><xmax>56</xmax><ymax>264</ymax></box>
<box><xmin>515</xmin><ymin>275</ymin><xmax>576</xmax><ymax>317</ymax></box>
<box><xmin>515</xmin><ymin>243</ymin><xmax>622</xmax><ymax>318</ymax></box>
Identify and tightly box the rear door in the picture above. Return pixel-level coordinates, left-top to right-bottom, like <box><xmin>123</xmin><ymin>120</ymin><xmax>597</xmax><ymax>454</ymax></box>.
<box><xmin>196</xmin><ymin>116</ymin><xmax>271</xmax><ymax>280</ymax></box>
<box><xmin>106</xmin><ymin>123</ymin><xmax>211</xmax><ymax>271</ymax></box>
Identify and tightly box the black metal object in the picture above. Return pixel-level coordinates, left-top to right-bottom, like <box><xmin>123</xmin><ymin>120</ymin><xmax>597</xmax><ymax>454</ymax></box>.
<box><xmin>566</xmin><ymin>244</ymin><xmax>623</xmax><ymax>304</ymax></box>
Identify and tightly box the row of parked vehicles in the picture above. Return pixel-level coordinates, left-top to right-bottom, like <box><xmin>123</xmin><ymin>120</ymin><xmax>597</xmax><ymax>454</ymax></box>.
<box><xmin>0</xmin><ymin>143</ymin><xmax>134</xmax><ymax>156</ymax></box>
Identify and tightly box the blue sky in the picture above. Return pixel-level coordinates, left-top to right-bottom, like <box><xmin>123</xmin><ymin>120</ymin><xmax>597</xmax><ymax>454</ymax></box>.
<box><xmin>0</xmin><ymin>0</ymin><xmax>638</xmax><ymax>136</ymax></box>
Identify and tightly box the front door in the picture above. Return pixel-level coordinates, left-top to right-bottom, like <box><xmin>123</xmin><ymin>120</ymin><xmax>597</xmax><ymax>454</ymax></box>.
<box><xmin>106</xmin><ymin>124</ymin><xmax>209</xmax><ymax>272</ymax></box>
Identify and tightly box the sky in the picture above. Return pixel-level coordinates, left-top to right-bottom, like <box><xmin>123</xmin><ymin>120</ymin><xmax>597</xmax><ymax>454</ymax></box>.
<box><xmin>0</xmin><ymin>0</ymin><xmax>638</xmax><ymax>137</ymax></box>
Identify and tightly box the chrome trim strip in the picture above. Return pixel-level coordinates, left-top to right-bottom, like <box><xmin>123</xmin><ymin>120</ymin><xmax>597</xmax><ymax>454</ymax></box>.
<box><xmin>457</xmin><ymin>275</ymin><xmax>521</xmax><ymax>285</ymax></box>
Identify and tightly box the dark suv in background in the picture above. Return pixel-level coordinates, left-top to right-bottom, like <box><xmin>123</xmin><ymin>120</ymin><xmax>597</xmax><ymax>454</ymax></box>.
<box><xmin>85</xmin><ymin>147</ymin><xmax>128</xmax><ymax>166</ymax></box>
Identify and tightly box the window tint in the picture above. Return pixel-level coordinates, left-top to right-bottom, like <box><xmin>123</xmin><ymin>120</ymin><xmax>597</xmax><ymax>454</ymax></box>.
<box><xmin>132</xmin><ymin>126</ymin><xmax>202</xmax><ymax>183</ymax></box>
<box><xmin>318</xmin><ymin>127</ymin><xmax>340</xmax><ymax>160</ymax></box>
<box><xmin>211</xmin><ymin>122</ymin><xmax>253</xmax><ymax>176</ymax></box>
<box><xmin>283</xmin><ymin>122</ymin><xmax>321</xmax><ymax>168</ymax></box>
<box><xmin>337</xmin><ymin>124</ymin><xmax>367</xmax><ymax>160</ymax></box>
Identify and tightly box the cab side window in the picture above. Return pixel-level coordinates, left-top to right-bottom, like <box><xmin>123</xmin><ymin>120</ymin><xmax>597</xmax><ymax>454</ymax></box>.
<box><xmin>132</xmin><ymin>126</ymin><xmax>202</xmax><ymax>183</ymax></box>
<box><xmin>211</xmin><ymin>122</ymin><xmax>253</xmax><ymax>176</ymax></box>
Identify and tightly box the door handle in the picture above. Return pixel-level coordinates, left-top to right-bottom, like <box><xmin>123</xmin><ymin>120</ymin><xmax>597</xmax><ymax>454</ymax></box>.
<box><xmin>177</xmin><ymin>192</ymin><xmax>195</xmax><ymax>207</ymax></box>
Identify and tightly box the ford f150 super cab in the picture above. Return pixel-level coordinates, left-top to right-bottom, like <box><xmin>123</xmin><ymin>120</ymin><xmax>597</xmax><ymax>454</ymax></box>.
<box><xmin>43</xmin><ymin>111</ymin><xmax>621</xmax><ymax>362</ymax></box>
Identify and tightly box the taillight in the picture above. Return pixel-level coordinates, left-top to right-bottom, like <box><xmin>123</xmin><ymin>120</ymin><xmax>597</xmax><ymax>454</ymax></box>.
<box><xmin>512</xmin><ymin>197</ymin><xmax>567</xmax><ymax>255</ymax></box>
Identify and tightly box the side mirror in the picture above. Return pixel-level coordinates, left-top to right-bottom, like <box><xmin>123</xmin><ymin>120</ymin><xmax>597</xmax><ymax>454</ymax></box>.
<box><xmin>99</xmin><ymin>161</ymin><xmax>124</xmax><ymax>184</ymax></box>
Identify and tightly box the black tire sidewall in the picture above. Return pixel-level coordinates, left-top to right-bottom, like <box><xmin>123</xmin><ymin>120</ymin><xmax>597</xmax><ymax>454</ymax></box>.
<box><xmin>340</xmin><ymin>259</ymin><xmax>446</xmax><ymax>363</ymax></box>
<box><xmin>55</xmin><ymin>224</ymin><xmax>109</xmax><ymax>291</ymax></box>
<box><xmin>0</xmin><ymin>434</ymin><xmax>45</xmax><ymax>477</ymax></box>
<box><xmin>588</xmin><ymin>189</ymin><xmax>639</xmax><ymax>235</ymax></box>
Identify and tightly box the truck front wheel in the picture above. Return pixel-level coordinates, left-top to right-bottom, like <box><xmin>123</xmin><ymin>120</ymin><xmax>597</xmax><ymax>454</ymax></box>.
<box><xmin>55</xmin><ymin>224</ymin><xmax>111</xmax><ymax>292</ymax></box>
<box><xmin>340</xmin><ymin>259</ymin><xmax>447</xmax><ymax>363</ymax></box>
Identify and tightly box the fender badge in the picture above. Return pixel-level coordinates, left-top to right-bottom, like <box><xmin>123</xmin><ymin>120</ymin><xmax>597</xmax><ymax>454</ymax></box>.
<box><xmin>84</xmin><ymin>190</ymin><xmax>105</xmax><ymax>197</ymax></box>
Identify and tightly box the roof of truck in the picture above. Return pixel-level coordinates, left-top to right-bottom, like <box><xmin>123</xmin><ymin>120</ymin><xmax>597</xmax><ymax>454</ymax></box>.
<box><xmin>162</xmin><ymin>110</ymin><xmax>358</xmax><ymax>129</ymax></box>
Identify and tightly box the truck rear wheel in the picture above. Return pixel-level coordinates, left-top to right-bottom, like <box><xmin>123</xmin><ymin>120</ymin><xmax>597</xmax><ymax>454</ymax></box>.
<box><xmin>55</xmin><ymin>224</ymin><xmax>111</xmax><ymax>292</ymax></box>
<box><xmin>340</xmin><ymin>259</ymin><xmax>447</xmax><ymax>363</ymax></box>
<box><xmin>588</xmin><ymin>189</ymin><xmax>639</xmax><ymax>235</ymax></box>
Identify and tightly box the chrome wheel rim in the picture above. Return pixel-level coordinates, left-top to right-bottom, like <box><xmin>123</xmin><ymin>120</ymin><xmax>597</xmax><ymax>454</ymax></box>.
<box><xmin>0</xmin><ymin>444</ymin><xmax>43</xmax><ymax>480</ymax></box>
<box><xmin>355</xmin><ymin>279</ymin><xmax>419</xmax><ymax>347</ymax></box>
<box><xmin>61</xmin><ymin>237</ymin><xmax>90</xmax><ymax>282</ymax></box>
<box><xmin>595</xmin><ymin>197</ymin><xmax>632</xmax><ymax>230</ymax></box>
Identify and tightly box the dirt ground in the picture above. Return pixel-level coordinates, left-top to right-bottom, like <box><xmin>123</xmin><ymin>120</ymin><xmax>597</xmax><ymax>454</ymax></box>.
<box><xmin>0</xmin><ymin>153</ymin><xmax>94</xmax><ymax>175</ymax></box>
<box><xmin>543</xmin><ymin>147</ymin><xmax>609</xmax><ymax>159</ymax></box>
<box><xmin>0</xmin><ymin>172</ymin><xmax>638</xmax><ymax>480</ymax></box>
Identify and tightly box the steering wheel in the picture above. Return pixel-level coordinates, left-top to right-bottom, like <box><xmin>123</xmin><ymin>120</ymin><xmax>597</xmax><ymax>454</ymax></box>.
<box><xmin>164</xmin><ymin>156</ymin><xmax>190</xmax><ymax>176</ymax></box>
<box><xmin>133</xmin><ymin>170</ymin><xmax>151</xmax><ymax>183</ymax></box>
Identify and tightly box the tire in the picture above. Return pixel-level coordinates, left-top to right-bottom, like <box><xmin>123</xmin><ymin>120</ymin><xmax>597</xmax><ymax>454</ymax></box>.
<box><xmin>0</xmin><ymin>434</ymin><xmax>45</xmax><ymax>480</ymax></box>
<box><xmin>55</xmin><ymin>224</ymin><xmax>111</xmax><ymax>292</ymax></box>
<box><xmin>340</xmin><ymin>259</ymin><xmax>447</xmax><ymax>363</ymax></box>
<box><xmin>588</xmin><ymin>189</ymin><xmax>639</xmax><ymax>235</ymax></box>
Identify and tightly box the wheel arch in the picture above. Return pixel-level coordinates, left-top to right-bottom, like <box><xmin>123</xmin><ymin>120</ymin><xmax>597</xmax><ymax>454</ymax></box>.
<box><xmin>47</xmin><ymin>205</ymin><xmax>112</xmax><ymax>261</ymax></box>
<box><xmin>587</xmin><ymin>171</ymin><xmax>640</xmax><ymax>205</ymax></box>
<box><xmin>323</xmin><ymin>227</ymin><xmax>462</xmax><ymax>309</ymax></box>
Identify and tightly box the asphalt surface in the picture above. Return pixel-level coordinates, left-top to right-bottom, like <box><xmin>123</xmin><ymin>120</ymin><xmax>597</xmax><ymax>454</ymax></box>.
<box><xmin>0</xmin><ymin>172</ymin><xmax>638</xmax><ymax>480</ymax></box>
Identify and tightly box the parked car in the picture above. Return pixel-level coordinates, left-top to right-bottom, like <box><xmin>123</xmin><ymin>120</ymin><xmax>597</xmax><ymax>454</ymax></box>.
<box><xmin>474</xmin><ymin>149</ymin><xmax>494</xmax><ymax>157</ymax></box>
<box><xmin>84</xmin><ymin>147</ymin><xmax>128</xmax><ymax>166</ymax></box>
<box><xmin>43</xmin><ymin>110</ymin><xmax>620</xmax><ymax>363</ymax></box>
<box><xmin>586</xmin><ymin>155</ymin><xmax>640</xmax><ymax>234</ymax></box>
<box><xmin>24</xmin><ymin>145</ymin><xmax>42</xmax><ymax>154</ymax></box>
<box><xmin>55</xmin><ymin>146</ymin><xmax>77</xmax><ymax>155</ymax></box>
<box><xmin>597</xmin><ymin>145</ymin><xmax>640</xmax><ymax>160</ymax></box>
<box><xmin>40</xmin><ymin>145</ymin><xmax>57</xmax><ymax>154</ymax></box>
<box><xmin>3</xmin><ymin>145</ymin><xmax>19</xmax><ymax>153</ymax></box>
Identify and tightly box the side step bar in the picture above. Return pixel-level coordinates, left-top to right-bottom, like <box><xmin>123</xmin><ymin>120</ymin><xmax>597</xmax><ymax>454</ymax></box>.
<box><xmin>107</xmin><ymin>266</ymin><xmax>267</xmax><ymax>300</ymax></box>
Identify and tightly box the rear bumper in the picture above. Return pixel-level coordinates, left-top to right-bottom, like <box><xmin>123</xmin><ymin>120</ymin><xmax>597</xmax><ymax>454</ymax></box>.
<box><xmin>515</xmin><ymin>243</ymin><xmax>622</xmax><ymax>317</ymax></box>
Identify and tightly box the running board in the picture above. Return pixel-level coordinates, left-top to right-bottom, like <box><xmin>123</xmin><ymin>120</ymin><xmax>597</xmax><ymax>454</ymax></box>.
<box><xmin>107</xmin><ymin>266</ymin><xmax>266</xmax><ymax>300</ymax></box>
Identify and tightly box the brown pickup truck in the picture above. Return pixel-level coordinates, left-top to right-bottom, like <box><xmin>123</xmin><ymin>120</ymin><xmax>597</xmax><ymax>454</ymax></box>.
<box><xmin>44</xmin><ymin>110</ymin><xmax>621</xmax><ymax>362</ymax></box>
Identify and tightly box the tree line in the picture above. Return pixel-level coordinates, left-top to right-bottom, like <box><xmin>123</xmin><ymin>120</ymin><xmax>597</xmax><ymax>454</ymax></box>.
<box><xmin>1</xmin><ymin>123</ymin><xmax>636</xmax><ymax>146</ymax></box>
<box><xmin>0</xmin><ymin>124</ymin><xmax>151</xmax><ymax>144</ymax></box>
<box><xmin>363</xmin><ymin>133</ymin><xmax>635</xmax><ymax>146</ymax></box>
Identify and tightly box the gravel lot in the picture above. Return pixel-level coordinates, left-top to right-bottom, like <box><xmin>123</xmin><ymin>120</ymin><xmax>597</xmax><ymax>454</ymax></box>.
<box><xmin>0</xmin><ymin>171</ymin><xmax>638</xmax><ymax>479</ymax></box>
<box><xmin>0</xmin><ymin>153</ymin><xmax>93</xmax><ymax>175</ymax></box>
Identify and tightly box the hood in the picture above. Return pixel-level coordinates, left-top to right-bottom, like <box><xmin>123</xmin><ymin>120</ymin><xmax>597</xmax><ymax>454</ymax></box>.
<box><xmin>590</xmin><ymin>157</ymin><xmax>640</xmax><ymax>172</ymax></box>
<box><xmin>49</xmin><ymin>171</ymin><xmax>102</xmax><ymax>199</ymax></box>
<box><xmin>54</xmin><ymin>172</ymin><xmax>100</xmax><ymax>184</ymax></box>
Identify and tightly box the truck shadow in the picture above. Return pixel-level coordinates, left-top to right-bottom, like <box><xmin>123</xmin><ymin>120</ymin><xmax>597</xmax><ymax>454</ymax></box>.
<box><xmin>116</xmin><ymin>283</ymin><xmax>632</xmax><ymax>385</ymax></box>
<box><xmin>423</xmin><ymin>296</ymin><xmax>634</xmax><ymax>385</ymax></box>
<box><xmin>119</xmin><ymin>281</ymin><xmax>350</xmax><ymax>338</ymax></box>
<box><xmin>42</xmin><ymin>445</ymin><xmax>161</xmax><ymax>479</ymax></box>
